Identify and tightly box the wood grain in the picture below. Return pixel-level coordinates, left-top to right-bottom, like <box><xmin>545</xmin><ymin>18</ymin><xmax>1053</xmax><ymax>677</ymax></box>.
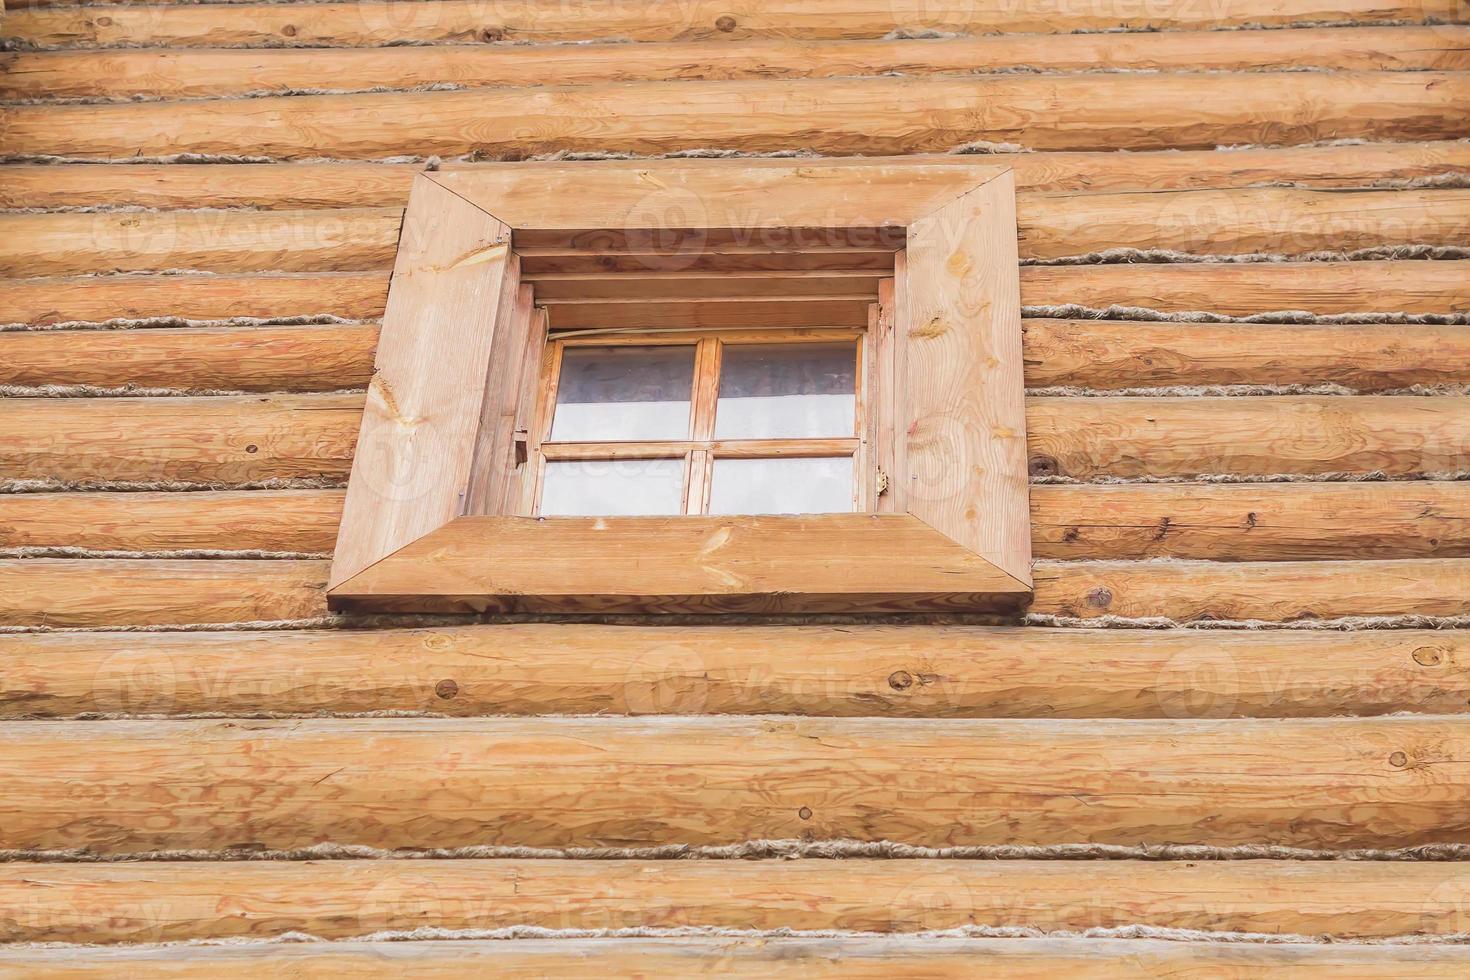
<box><xmin>0</xmin><ymin>558</ymin><xmax>327</xmax><ymax>627</ymax></box>
<box><xmin>4</xmin><ymin>72</ymin><xmax>1462</xmax><ymax>159</ymax></box>
<box><xmin>0</xmin><ymin>393</ymin><xmax>360</xmax><ymax>484</ymax></box>
<box><xmin>0</xmin><ymin>715</ymin><xmax>1465</xmax><ymax>851</ymax></box>
<box><xmin>6</xmin><ymin>858</ymin><xmax>1469</xmax><ymax>944</ymax></box>
<box><xmin>5</xmin><ymin>143</ymin><xmax>1467</xmax><ymax>210</ymax></box>
<box><xmin>1033</xmin><ymin>557</ymin><xmax>1470</xmax><ymax>622</ymax></box>
<box><xmin>331</xmin><ymin>514</ymin><xmax>1031</xmax><ymax>614</ymax></box>
<box><xmin>329</xmin><ymin>176</ymin><xmax>511</xmax><ymax>590</ymax></box>
<box><xmin>5</xmin><ymin>27</ymin><xmax>1465</xmax><ymax>100</ymax></box>
<box><xmin>3</xmin><ymin>937</ymin><xmax>1468</xmax><ymax>979</ymax></box>
<box><xmin>6</xmin><ymin>0</ymin><xmax>1451</xmax><ymax>46</ymax></box>
<box><xmin>1</xmin><ymin>624</ymin><xmax>1464</xmax><ymax>719</ymax></box>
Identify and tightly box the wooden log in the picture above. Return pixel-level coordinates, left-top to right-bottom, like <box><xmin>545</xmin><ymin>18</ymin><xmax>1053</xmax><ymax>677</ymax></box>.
<box><xmin>1032</xmin><ymin>481</ymin><xmax>1470</xmax><ymax>561</ymax></box>
<box><xmin>0</xmin><ymin>323</ymin><xmax>378</xmax><ymax>391</ymax></box>
<box><xmin>0</xmin><ymin>715</ymin><xmax>1465</xmax><ymax>851</ymax></box>
<box><xmin>1026</xmin><ymin>395</ymin><xmax>1470</xmax><ymax>480</ymax></box>
<box><xmin>4</xmin><ymin>858</ymin><xmax>1468</xmax><ymax>944</ymax></box>
<box><xmin>2</xmin><ymin>937</ymin><xmax>1468</xmax><ymax>979</ymax></box>
<box><xmin>1022</xmin><ymin>319</ymin><xmax>1470</xmax><ymax>390</ymax></box>
<box><xmin>0</xmin><ymin>489</ymin><xmax>343</xmax><ymax>553</ymax></box>
<box><xmin>0</xmin><ymin>558</ymin><xmax>327</xmax><ymax>627</ymax></box>
<box><xmin>1</xmin><ymin>624</ymin><xmax>1465</xmax><ymax>719</ymax></box>
<box><xmin>3</xmin><ymin>72</ymin><xmax>1463</xmax><ymax>160</ymax></box>
<box><xmin>7</xmin><ymin>0</ymin><xmax>1452</xmax><ymax>47</ymax></box>
<box><xmin>0</xmin><ymin>393</ymin><xmax>360</xmax><ymax>484</ymax></box>
<box><xmin>0</xmin><ymin>208</ymin><xmax>401</xmax><ymax>278</ymax></box>
<box><xmin>9</xmin><ymin>188</ymin><xmax>1463</xmax><ymax>280</ymax></box>
<box><xmin>5</xmin><ymin>143</ymin><xmax>1467</xmax><ymax>210</ymax></box>
<box><xmin>0</xmin><ymin>271</ymin><xmax>389</xmax><ymax>327</ymax></box>
<box><xmin>1033</xmin><ymin>557</ymin><xmax>1470</xmax><ymax>622</ymax></box>
<box><xmin>1023</xmin><ymin>260</ymin><xmax>1470</xmax><ymax>316</ymax></box>
<box><xmin>4</xmin><ymin>27</ymin><xmax>1465</xmax><ymax>101</ymax></box>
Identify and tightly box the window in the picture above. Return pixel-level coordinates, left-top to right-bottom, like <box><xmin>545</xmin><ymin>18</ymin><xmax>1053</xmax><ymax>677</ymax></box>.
<box><xmin>329</xmin><ymin>159</ymin><xmax>1031</xmax><ymax>614</ymax></box>
<box><xmin>531</xmin><ymin>333</ymin><xmax>865</xmax><ymax>518</ymax></box>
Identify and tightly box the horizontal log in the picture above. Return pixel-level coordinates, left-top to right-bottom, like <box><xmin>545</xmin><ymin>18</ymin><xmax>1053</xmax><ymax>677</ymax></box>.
<box><xmin>1033</xmin><ymin>557</ymin><xmax>1470</xmax><ymax>622</ymax></box>
<box><xmin>4</xmin><ymin>27</ymin><xmax>1464</xmax><ymax>101</ymax></box>
<box><xmin>1023</xmin><ymin>319</ymin><xmax>1470</xmax><ymax>390</ymax></box>
<box><xmin>0</xmin><ymin>392</ymin><xmax>360</xmax><ymax>484</ymax></box>
<box><xmin>0</xmin><ymin>322</ymin><xmax>378</xmax><ymax>391</ymax></box>
<box><xmin>0</xmin><ymin>271</ymin><xmax>389</xmax><ymax>327</ymax></box>
<box><xmin>4</xmin><ymin>858</ymin><xmax>1467</xmax><ymax>944</ymax></box>
<box><xmin>1026</xmin><ymin>395</ymin><xmax>1470</xmax><ymax>480</ymax></box>
<box><xmin>6</xmin><ymin>481</ymin><xmax>1468</xmax><ymax>564</ymax></box>
<box><xmin>0</xmin><ymin>208</ymin><xmax>400</xmax><ymax>278</ymax></box>
<box><xmin>2</xmin><ymin>938</ymin><xmax>1469</xmax><ymax>979</ymax></box>
<box><xmin>0</xmin><ymin>558</ymin><xmax>326</xmax><ymax>627</ymax></box>
<box><xmin>7</xmin><ymin>259</ymin><xmax>1461</xmax><ymax>329</ymax></box>
<box><xmin>5</xmin><ymin>143</ymin><xmax>1467</xmax><ymax>210</ymax></box>
<box><xmin>4</xmin><ymin>72</ymin><xmax>1463</xmax><ymax>159</ymax></box>
<box><xmin>7</xmin><ymin>0</ymin><xmax>1451</xmax><ymax>47</ymax></box>
<box><xmin>1</xmin><ymin>624</ymin><xmax>1464</xmax><ymax>719</ymax></box>
<box><xmin>1032</xmin><ymin>481</ymin><xmax>1470</xmax><ymax>561</ymax></box>
<box><xmin>0</xmin><ymin>489</ymin><xmax>343</xmax><ymax>553</ymax></box>
<box><xmin>1</xmin><ymin>715</ymin><xmax>1465</xmax><ymax>851</ymax></box>
<box><xmin>9</xmin><ymin>188</ymin><xmax>1463</xmax><ymax>280</ymax></box>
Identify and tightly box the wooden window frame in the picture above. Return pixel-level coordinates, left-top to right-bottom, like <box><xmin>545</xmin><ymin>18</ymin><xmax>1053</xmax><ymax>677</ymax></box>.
<box><xmin>329</xmin><ymin>158</ymin><xmax>1031</xmax><ymax>614</ymax></box>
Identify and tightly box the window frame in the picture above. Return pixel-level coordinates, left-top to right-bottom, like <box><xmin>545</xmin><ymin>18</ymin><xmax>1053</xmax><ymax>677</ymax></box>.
<box><xmin>328</xmin><ymin>158</ymin><xmax>1031</xmax><ymax>615</ymax></box>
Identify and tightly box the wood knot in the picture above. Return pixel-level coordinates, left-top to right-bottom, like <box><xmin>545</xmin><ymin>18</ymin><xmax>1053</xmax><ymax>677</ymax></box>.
<box><xmin>480</xmin><ymin>26</ymin><xmax>506</xmax><ymax>41</ymax></box>
<box><xmin>1413</xmin><ymin>646</ymin><xmax>1445</xmax><ymax>667</ymax></box>
<box><xmin>435</xmin><ymin>679</ymin><xmax>460</xmax><ymax>700</ymax></box>
<box><xmin>715</xmin><ymin>14</ymin><xmax>738</xmax><ymax>31</ymax></box>
<box><xmin>1028</xmin><ymin>455</ymin><xmax>1059</xmax><ymax>477</ymax></box>
<box><xmin>1388</xmin><ymin>751</ymin><xmax>1408</xmax><ymax>768</ymax></box>
<box><xmin>1086</xmin><ymin>587</ymin><xmax>1113</xmax><ymax>609</ymax></box>
<box><xmin>797</xmin><ymin>806</ymin><xmax>813</xmax><ymax>820</ymax></box>
<box><xmin>281</xmin><ymin>24</ymin><xmax>297</xmax><ymax>36</ymax></box>
<box><xmin>887</xmin><ymin>670</ymin><xmax>913</xmax><ymax>691</ymax></box>
<box><xmin>244</xmin><ymin>444</ymin><xmax>259</xmax><ymax>454</ymax></box>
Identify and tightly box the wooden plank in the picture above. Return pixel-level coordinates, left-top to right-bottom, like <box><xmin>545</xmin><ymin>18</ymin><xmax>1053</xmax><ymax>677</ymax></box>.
<box><xmin>1025</xmin><ymin>395</ymin><xmax>1470</xmax><ymax>480</ymax></box>
<box><xmin>0</xmin><ymin>715</ymin><xmax>1465</xmax><ymax>852</ymax></box>
<box><xmin>1023</xmin><ymin>259</ymin><xmax>1470</xmax><ymax>316</ymax></box>
<box><xmin>4</xmin><ymin>27</ymin><xmax>1466</xmax><ymax>100</ymax></box>
<box><xmin>543</xmin><ymin>298</ymin><xmax>873</xmax><ymax>330</ymax></box>
<box><xmin>0</xmin><ymin>322</ymin><xmax>378</xmax><ymax>391</ymax></box>
<box><xmin>1033</xmin><ymin>557</ymin><xmax>1470</xmax><ymax>622</ymax></box>
<box><xmin>5</xmin><ymin>858</ymin><xmax>1468</xmax><ymax>944</ymax></box>
<box><xmin>2</xmin><ymin>624</ymin><xmax>1465</xmax><ymax>719</ymax></box>
<box><xmin>1032</xmin><ymin>481</ymin><xmax>1470</xmax><ymax>561</ymax></box>
<box><xmin>529</xmin><ymin>271</ymin><xmax>884</xmax><ymax>301</ymax></box>
<box><xmin>0</xmin><ymin>271</ymin><xmax>389</xmax><ymax>327</ymax></box>
<box><xmin>0</xmin><ymin>393</ymin><xmax>360</xmax><ymax>484</ymax></box>
<box><xmin>5</xmin><ymin>143</ymin><xmax>1466</xmax><ymax>210</ymax></box>
<box><xmin>3</xmin><ymin>937</ymin><xmax>1469</xmax><ymax>979</ymax></box>
<box><xmin>4</xmin><ymin>72</ymin><xmax>1463</xmax><ymax>160</ymax></box>
<box><xmin>330</xmin><ymin>175</ymin><xmax>513</xmax><ymax>590</ymax></box>
<box><xmin>1023</xmin><ymin>319</ymin><xmax>1470</xmax><ymax>391</ymax></box>
<box><xmin>0</xmin><ymin>558</ymin><xmax>327</xmax><ymax>627</ymax></box>
<box><xmin>330</xmin><ymin>514</ymin><xmax>1031</xmax><ymax>614</ymax></box>
<box><xmin>902</xmin><ymin>171</ymin><xmax>1030</xmax><ymax>583</ymax></box>
<box><xmin>0</xmin><ymin>208</ymin><xmax>402</xmax><ymax>278</ymax></box>
<box><xmin>0</xmin><ymin>489</ymin><xmax>343</xmax><ymax>553</ymax></box>
<box><xmin>5</xmin><ymin>0</ymin><xmax>1452</xmax><ymax>47</ymax></box>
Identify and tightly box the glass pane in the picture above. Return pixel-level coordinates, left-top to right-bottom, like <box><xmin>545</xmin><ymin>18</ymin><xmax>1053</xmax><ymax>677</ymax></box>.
<box><xmin>549</xmin><ymin>345</ymin><xmax>695</xmax><ymax>442</ymax></box>
<box><xmin>714</xmin><ymin>343</ymin><xmax>857</xmax><ymax>440</ymax></box>
<box><xmin>707</xmin><ymin>457</ymin><xmax>854</xmax><ymax>515</ymax></box>
<box><xmin>540</xmin><ymin>459</ymin><xmax>685</xmax><ymax>516</ymax></box>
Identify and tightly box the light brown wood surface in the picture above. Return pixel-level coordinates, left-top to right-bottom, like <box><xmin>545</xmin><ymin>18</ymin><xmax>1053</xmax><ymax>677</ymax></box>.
<box><xmin>1</xmin><ymin>624</ymin><xmax>1464</xmax><ymax>719</ymax></box>
<box><xmin>332</xmin><ymin>515</ymin><xmax>1030</xmax><ymax>614</ymax></box>
<box><xmin>0</xmin><ymin>393</ymin><xmax>361</xmax><ymax>484</ymax></box>
<box><xmin>5</xmin><ymin>27</ymin><xmax>1465</xmax><ymax>100</ymax></box>
<box><xmin>0</xmin><ymin>715</ymin><xmax>1464</xmax><ymax>851</ymax></box>
<box><xmin>5</xmin><ymin>143</ymin><xmax>1467</xmax><ymax>210</ymax></box>
<box><xmin>4</xmin><ymin>937</ymin><xmax>1470</xmax><ymax>979</ymax></box>
<box><xmin>4</xmin><ymin>72</ymin><xmax>1463</xmax><ymax>159</ymax></box>
<box><xmin>6</xmin><ymin>858</ymin><xmax>1470</xmax><ymax>944</ymax></box>
<box><xmin>6</xmin><ymin>0</ymin><xmax>1453</xmax><ymax>46</ymax></box>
